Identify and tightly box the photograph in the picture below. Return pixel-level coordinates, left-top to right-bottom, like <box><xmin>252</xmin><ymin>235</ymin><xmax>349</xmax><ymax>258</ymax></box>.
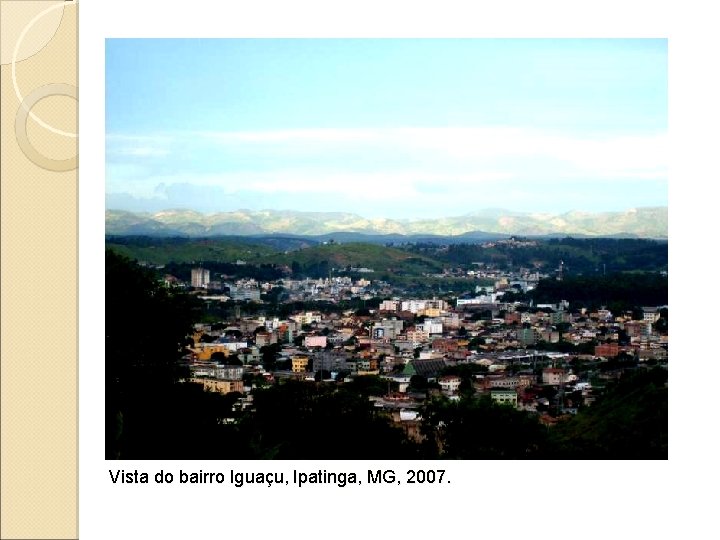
<box><xmin>105</xmin><ymin>38</ymin><xmax>668</xmax><ymax>460</ymax></box>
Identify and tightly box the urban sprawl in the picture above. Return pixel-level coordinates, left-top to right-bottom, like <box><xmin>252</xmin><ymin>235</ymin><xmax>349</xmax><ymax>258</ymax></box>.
<box><xmin>154</xmin><ymin>258</ymin><xmax>668</xmax><ymax>437</ymax></box>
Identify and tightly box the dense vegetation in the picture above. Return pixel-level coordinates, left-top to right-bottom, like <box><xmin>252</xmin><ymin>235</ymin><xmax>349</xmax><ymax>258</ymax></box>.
<box><xmin>529</xmin><ymin>272</ymin><xmax>668</xmax><ymax>311</ymax></box>
<box><xmin>237</xmin><ymin>381</ymin><xmax>418</xmax><ymax>459</ymax></box>
<box><xmin>106</xmin><ymin>250</ymin><xmax>240</xmax><ymax>458</ymax></box>
<box><xmin>419</xmin><ymin>367</ymin><xmax>668</xmax><ymax>459</ymax></box>
<box><xmin>107</xmin><ymin>235</ymin><xmax>668</xmax><ymax>279</ymax></box>
<box><xmin>409</xmin><ymin>237</ymin><xmax>668</xmax><ymax>274</ymax></box>
<box><xmin>420</xmin><ymin>396</ymin><xmax>549</xmax><ymax>458</ymax></box>
<box><xmin>548</xmin><ymin>368</ymin><xmax>668</xmax><ymax>458</ymax></box>
<box><xmin>105</xmin><ymin>235</ymin><xmax>280</xmax><ymax>265</ymax></box>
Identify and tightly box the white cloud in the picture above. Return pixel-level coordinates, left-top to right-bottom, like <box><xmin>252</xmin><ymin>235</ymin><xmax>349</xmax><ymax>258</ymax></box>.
<box><xmin>118</xmin><ymin>126</ymin><xmax>667</xmax><ymax>178</ymax></box>
<box><xmin>106</xmin><ymin>126</ymin><xmax>667</xmax><ymax>213</ymax></box>
<box><xmin>109</xmin><ymin>146</ymin><xmax>170</xmax><ymax>157</ymax></box>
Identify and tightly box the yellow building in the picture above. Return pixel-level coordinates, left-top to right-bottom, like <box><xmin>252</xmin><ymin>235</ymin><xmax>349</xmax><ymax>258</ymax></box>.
<box><xmin>190</xmin><ymin>345</ymin><xmax>227</xmax><ymax>361</ymax></box>
<box><xmin>291</xmin><ymin>356</ymin><xmax>310</xmax><ymax>373</ymax></box>
<box><xmin>190</xmin><ymin>378</ymin><xmax>243</xmax><ymax>394</ymax></box>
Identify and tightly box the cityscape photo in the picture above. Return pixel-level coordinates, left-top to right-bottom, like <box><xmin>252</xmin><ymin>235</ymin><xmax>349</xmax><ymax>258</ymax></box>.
<box><xmin>105</xmin><ymin>38</ymin><xmax>668</xmax><ymax>459</ymax></box>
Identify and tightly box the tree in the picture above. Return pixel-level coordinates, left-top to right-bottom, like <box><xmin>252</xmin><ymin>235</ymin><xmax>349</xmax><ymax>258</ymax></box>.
<box><xmin>243</xmin><ymin>381</ymin><xmax>419</xmax><ymax>459</ymax></box>
<box><xmin>314</xmin><ymin>369</ymin><xmax>332</xmax><ymax>382</ymax></box>
<box><xmin>226</xmin><ymin>353</ymin><xmax>242</xmax><ymax>366</ymax></box>
<box><xmin>420</xmin><ymin>396</ymin><xmax>548</xmax><ymax>459</ymax></box>
<box><xmin>346</xmin><ymin>375</ymin><xmax>392</xmax><ymax>396</ymax></box>
<box><xmin>334</xmin><ymin>369</ymin><xmax>351</xmax><ymax>382</ymax></box>
<box><xmin>260</xmin><ymin>343</ymin><xmax>281</xmax><ymax>371</ymax></box>
<box><xmin>275</xmin><ymin>357</ymin><xmax>290</xmax><ymax>370</ymax></box>
<box><xmin>555</xmin><ymin>322</ymin><xmax>571</xmax><ymax>333</ymax></box>
<box><xmin>653</xmin><ymin>308</ymin><xmax>668</xmax><ymax>333</ymax></box>
<box><xmin>549</xmin><ymin>368</ymin><xmax>667</xmax><ymax>458</ymax></box>
<box><xmin>458</xmin><ymin>377</ymin><xmax>475</xmax><ymax>398</ymax></box>
<box><xmin>409</xmin><ymin>375</ymin><xmax>428</xmax><ymax>392</ymax></box>
<box><xmin>210</xmin><ymin>351</ymin><xmax>227</xmax><ymax>362</ymax></box>
<box><xmin>106</xmin><ymin>250</ymin><xmax>239</xmax><ymax>459</ymax></box>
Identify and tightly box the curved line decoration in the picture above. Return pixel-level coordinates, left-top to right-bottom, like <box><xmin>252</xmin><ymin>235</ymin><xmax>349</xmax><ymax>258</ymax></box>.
<box><xmin>15</xmin><ymin>83</ymin><xmax>79</xmax><ymax>171</ymax></box>
<box><xmin>12</xmin><ymin>1</ymin><xmax>77</xmax><ymax>139</ymax></box>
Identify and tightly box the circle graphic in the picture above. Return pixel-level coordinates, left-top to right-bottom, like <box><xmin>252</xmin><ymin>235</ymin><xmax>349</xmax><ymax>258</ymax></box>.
<box><xmin>12</xmin><ymin>0</ymin><xmax>77</xmax><ymax>138</ymax></box>
<box><xmin>15</xmin><ymin>83</ymin><xmax>78</xmax><ymax>171</ymax></box>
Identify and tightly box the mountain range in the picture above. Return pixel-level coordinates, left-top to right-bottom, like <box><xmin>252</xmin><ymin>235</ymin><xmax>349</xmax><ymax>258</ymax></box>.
<box><xmin>105</xmin><ymin>207</ymin><xmax>668</xmax><ymax>239</ymax></box>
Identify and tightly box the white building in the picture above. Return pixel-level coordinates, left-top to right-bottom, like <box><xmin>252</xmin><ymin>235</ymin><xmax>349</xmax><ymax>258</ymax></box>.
<box><xmin>379</xmin><ymin>300</ymin><xmax>400</xmax><ymax>311</ymax></box>
<box><xmin>233</xmin><ymin>288</ymin><xmax>261</xmax><ymax>301</ymax></box>
<box><xmin>422</xmin><ymin>319</ymin><xmax>443</xmax><ymax>335</ymax></box>
<box><xmin>439</xmin><ymin>375</ymin><xmax>461</xmax><ymax>394</ymax></box>
<box><xmin>542</xmin><ymin>368</ymin><xmax>565</xmax><ymax>385</ymax></box>
<box><xmin>304</xmin><ymin>335</ymin><xmax>328</xmax><ymax>348</ymax></box>
<box><xmin>400</xmin><ymin>299</ymin><xmax>447</xmax><ymax>314</ymax></box>
<box><xmin>457</xmin><ymin>294</ymin><xmax>498</xmax><ymax>306</ymax></box>
<box><xmin>191</xmin><ymin>268</ymin><xmax>210</xmax><ymax>288</ymax></box>
<box><xmin>295</xmin><ymin>311</ymin><xmax>322</xmax><ymax>325</ymax></box>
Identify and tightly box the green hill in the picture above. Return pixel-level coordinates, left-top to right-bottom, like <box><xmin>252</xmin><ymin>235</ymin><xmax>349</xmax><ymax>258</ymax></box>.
<box><xmin>105</xmin><ymin>237</ymin><xmax>445</xmax><ymax>278</ymax></box>
<box><xmin>105</xmin><ymin>236</ymin><xmax>279</xmax><ymax>265</ymax></box>
<box><xmin>258</xmin><ymin>242</ymin><xmax>444</xmax><ymax>276</ymax></box>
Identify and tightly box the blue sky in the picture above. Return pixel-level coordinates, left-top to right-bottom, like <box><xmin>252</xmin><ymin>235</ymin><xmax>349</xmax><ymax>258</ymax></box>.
<box><xmin>106</xmin><ymin>39</ymin><xmax>667</xmax><ymax>218</ymax></box>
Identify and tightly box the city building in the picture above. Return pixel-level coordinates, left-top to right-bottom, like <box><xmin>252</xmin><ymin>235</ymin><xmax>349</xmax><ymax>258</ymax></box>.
<box><xmin>191</xmin><ymin>267</ymin><xmax>210</xmax><ymax>288</ymax></box>
<box><xmin>291</xmin><ymin>356</ymin><xmax>310</xmax><ymax>373</ymax></box>
<box><xmin>542</xmin><ymin>368</ymin><xmax>565</xmax><ymax>386</ymax></box>
<box><xmin>189</xmin><ymin>378</ymin><xmax>243</xmax><ymax>394</ymax></box>
<box><xmin>439</xmin><ymin>375</ymin><xmax>461</xmax><ymax>394</ymax></box>
<box><xmin>490</xmin><ymin>388</ymin><xmax>518</xmax><ymax>407</ymax></box>
<box><xmin>595</xmin><ymin>342</ymin><xmax>620</xmax><ymax>358</ymax></box>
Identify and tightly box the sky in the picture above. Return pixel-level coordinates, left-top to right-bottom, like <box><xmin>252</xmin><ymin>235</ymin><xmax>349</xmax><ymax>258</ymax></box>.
<box><xmin>106</xmin><ymin>38</ymin><xmax>667</xmax><ymax>219</ymax></box>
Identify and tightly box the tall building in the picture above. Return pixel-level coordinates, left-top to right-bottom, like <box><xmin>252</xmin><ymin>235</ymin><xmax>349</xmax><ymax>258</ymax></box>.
<box><xmin>191</xmin><ymin>267</ymin><xmax>210</xmax><ymax>288</ymax></box>
<box><xmin>516</xmin><ymin>327</ymin><xmax>536</xmax><ymax>346</ymax></box>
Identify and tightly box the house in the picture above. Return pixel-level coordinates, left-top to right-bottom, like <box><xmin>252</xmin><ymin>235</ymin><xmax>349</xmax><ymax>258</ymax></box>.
<box><xmin>291</xmin><ymin>355</ymin><xmax>310</xmax><ymax>373</ymax></box>
<box><xmin>594</xmin><ymin>342</ymin><xmax>620</xmax><ymax>358</ymax></box>
<box><xmin>189</xmin><ymin>378</ymin><xmax>243</xmax><ymax>394</ymax></box>
<box><xmin>255</xmin><ymin>332</ymin><xmax>275</xmax><ymax>347</ymax></box>
<box><xmin>490</xmin><ymin>388</ymin><xmax>518</xmax><ymax>407</ymax></box>
<box><xmin>385</xmin><ymin>374</ymin><xmax>411</xmax><ymax>393</ymax></box>
<box><xmin>304</xmin><ymin>335</ymin><xmax>327</xmax><ymax>348</ymax></box>
<box><xmin>432</xmin><ymin>338</ymin><xmax>459</xmax><ymax>353</ymax></box>
<box><xmin>542</xmin><ymin>368</ymin><xmax>565</xmax><ymax>385</ymax></box>
<box><xmin>189</xmin><ymin>344</ymin><xmax>227</xmax><ymax>361</ymax></box>
<box><xmin>642</xmin><ymin>308</ymin><xmax>661</xmax><ymax>323</ymax></box>
<box><xmin>518</xmin><ymin>373</ymin><xmax>536</xmax><ymax>388</ymax></box>
<box><xmin>402</xmin><ymin>358</ymin><xmax>447</xmax><ymax>379</ymax></box>
<box><xmin>438</xmin><ymin>375</ymin><xmax>461</xmax><ymax>394</ymax></box>
<box><xmin>516</xmin><ymin>327</ymin><xmax>536</xmax><ymax>346</ymax></box>
<box><xmin>489</xmin><ymin>376</ymin><xmax>520</xmax><ymax>389</ymax></box>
